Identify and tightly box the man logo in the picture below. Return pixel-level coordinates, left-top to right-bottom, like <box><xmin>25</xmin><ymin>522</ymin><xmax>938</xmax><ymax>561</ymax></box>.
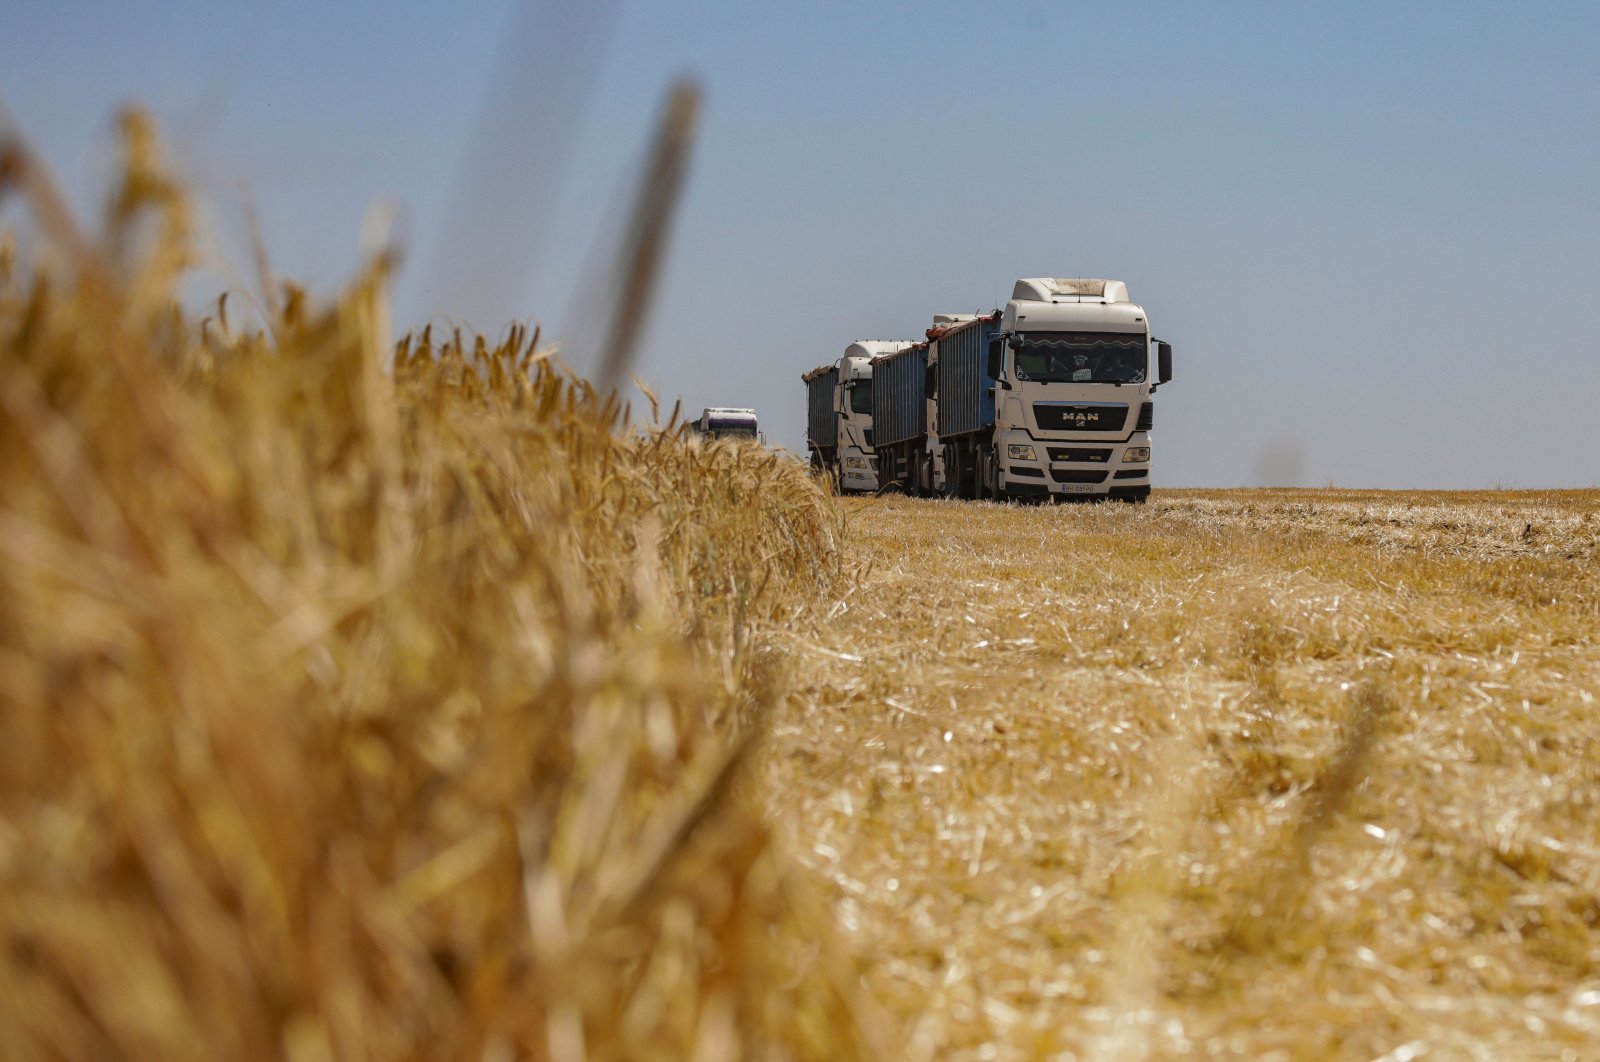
<box><xmin>1036</xmin><ymin>403</ymin><xmax>1126</xmax><ymax>432</ymax></box>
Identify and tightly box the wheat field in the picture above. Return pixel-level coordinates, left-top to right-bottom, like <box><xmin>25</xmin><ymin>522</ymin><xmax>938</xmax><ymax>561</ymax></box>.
<box><xmin>0</xmin><ymin>112</ymin><xmax>878</xmax><ymax>1060</ymax></box>
<box><xmin>4</xmin><ymin>113</ymin><xmax>1600</xmax><ymax>1060</ymax></box>
<box><xmin>769</xmin><ymin>490</ymin><xmax>1600</xmax><ymax>1060</ymax></box>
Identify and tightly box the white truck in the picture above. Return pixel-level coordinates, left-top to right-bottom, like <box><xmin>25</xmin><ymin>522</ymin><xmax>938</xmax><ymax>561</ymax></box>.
<box><xmin>691</xmin><ymin>407</ymin><xmax>761</xmax><ymax>441</ymax></box>
<box><xmin>873</xmin><ymin>278</ymin><xmax>1173</xmax><ymax>501</ymax></box>
<box><xmin>802</xmin><ymin>341</ymin><xmax>913</xmax><ymax>493</ymax></box>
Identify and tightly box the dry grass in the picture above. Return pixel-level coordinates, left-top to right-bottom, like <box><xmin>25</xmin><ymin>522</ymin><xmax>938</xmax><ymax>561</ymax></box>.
<box><xmin>770</xmin><ymin>490</ymin><xmax>1600</xmax><ymax>1060</ymax></box>
<box><xmin>7</xmin><ymin>110</ymin><xmax>1600</xmax><ymax>1062</ymax></box>
<box><xmin>0</xmin><ymin>111</ymin><xmax>881</xmax><ymax>1060</ymax></box>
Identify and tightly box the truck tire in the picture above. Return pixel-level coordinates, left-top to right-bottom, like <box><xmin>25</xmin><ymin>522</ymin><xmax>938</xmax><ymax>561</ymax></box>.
<box><xmin>876</xmin><ymin>451</ymin><xmax>897</xmax><ymax>494</ymax></box>
<box><xmin>978</xmin><ymin>445</ymin><xmax>1000</xmax><ymax>502</ymax></box>
<box><xmin>949</xmin><ymin>444</ymin><xmax>971</xmax><ymax>499</ymax></box>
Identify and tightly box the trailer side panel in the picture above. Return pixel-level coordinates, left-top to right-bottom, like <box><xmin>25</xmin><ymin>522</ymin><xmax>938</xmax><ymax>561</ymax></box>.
<box><xmin>870</xmin><ymin>345</ymin><xmax>926</xmax><ymax>448</ymax></box>
<box><xmin>936</xmin><ymin>318</ymin><xmax>997</xmax><ymax>439</ymax></box>
<box><xmin>805</xmin><ymin>368</ymin><xmax>838</xmax><ymax>449</ymax></box>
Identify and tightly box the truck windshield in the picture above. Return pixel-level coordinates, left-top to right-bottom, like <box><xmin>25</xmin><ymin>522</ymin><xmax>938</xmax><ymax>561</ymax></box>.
<box><xmin>708</xmin><ymin>418</ymin><xmax>757</xmax><ymax>438</ymax></box>
<box><xmin>1013</xmin><ymin>332</ymin><xmax>1147</xmax><ymax>384</ymax></box>
<box><xmin>849</xmin><ymin>381</ymin><xmax>873</xmax><ymax>414</ymax></box>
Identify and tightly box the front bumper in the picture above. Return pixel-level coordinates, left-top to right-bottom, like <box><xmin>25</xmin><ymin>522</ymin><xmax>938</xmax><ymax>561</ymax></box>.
<box><xmin>839</xmin><ymin>448</ymin><xmax>879</xmax><ymax>492</ymax></box>
<box><xmin>997</xmin><ymin>427</ymin><xmax>1150</xmax><ymax>496</ymax></box>
<box><xmin>840</xmin><ymin>471</ymin><xmax>879</xmax><ymax>491</ymax></box>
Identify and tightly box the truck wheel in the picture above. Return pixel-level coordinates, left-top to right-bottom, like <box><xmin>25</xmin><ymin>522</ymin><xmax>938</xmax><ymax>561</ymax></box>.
<box><xmin>979</xmin><ymin>446</ymin><xmax>1001</xmax><ymax>502</ymax></box>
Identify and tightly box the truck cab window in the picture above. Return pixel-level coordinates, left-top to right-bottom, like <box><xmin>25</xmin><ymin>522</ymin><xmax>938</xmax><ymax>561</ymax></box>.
<box><xmin>849</xmin><ymin>381</ymin><xmax>873</xmax><ymax>414</ymax></box>
<box><xmin>1013</xmin><ymin>333</ymin><xmax>1147</xmax><ymax>384</ymax></box>
<box><xmin>707</xmin><ymin>418</ymin><xmax>757</xmax><ymax>438</ymax></box>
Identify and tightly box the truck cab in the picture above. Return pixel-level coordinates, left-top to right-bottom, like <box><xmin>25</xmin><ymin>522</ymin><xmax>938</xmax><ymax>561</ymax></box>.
<box><xmin>693</xmin><ymin>407</ymin><xmax>761</xmax><ymax>441</ymax></box>
<box><xmin>930</xmin><ymin>279</ymin><xmax>1173</xmax><ymax>502</ymax></box>
<box><xmin>804</xmin><ymin>341</ymin><xmax>913</xmax><ymax>493</ymax></box>
<box><xmin>835</xmin><ymin>345</ymin><xmax>885</xmax><ymax>492</ymax></box>
<box><xmin>988</xmin><ymin>278</ymin><xmax>1171</xmax><ymax>501</ymax></box>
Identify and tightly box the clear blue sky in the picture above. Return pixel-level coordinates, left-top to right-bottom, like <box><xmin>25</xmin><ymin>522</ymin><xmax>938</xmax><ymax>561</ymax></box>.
<box><xmin>5</xmin><ymin>1</ymin><xmax>1598</xmax><ymax>487</ymax></box>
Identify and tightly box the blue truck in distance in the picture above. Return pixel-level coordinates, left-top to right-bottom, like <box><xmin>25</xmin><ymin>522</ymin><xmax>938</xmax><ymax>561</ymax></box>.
<box><xmin>870</xmin><ymin>278</ymin><xmax>1173</xmax><ymax>502</ymax></box>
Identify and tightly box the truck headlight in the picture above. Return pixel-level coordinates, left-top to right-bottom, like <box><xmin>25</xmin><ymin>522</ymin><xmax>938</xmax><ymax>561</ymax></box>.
<box><xmin>845</xmin><ymin>456</ymin><xmax>868</xmax><ymax>469</ymax></box>
<box><xmin>1122</xmin><ymin>446</ymin><xmax>1151</xmax><ymax>463</ymax></box>
<box><xmin>1007</xmin><ymin>444</ymin><xmax>1038</xmax><ymax>461</ymax></box>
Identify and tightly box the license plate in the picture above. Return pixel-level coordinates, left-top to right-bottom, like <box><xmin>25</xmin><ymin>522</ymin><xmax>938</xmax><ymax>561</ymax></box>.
<box><xmin>1058</xmin><ymin>484</ymin><xmax>1098</xmax><ymax>494</ymax></box>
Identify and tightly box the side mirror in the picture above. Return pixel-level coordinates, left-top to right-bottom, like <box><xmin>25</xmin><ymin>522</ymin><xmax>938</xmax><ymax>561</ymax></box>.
<box><xmin>924</xmin><ymin>363</ymin><xmax>936</xmax><ymax>399</ymax></box>
<box><xmin>1157</xmin><ymin>341</ymin><xmax>1173</xmax><ymax>385</ymax></box>
<box><xmin>1007</xmin><ymin>334</ymin><xmax>1024</xmax><ymax>351</ymax></box>
<box><xmin>986</xmin><ymin>338</ymin><xmax>1003</xmax><ymax>380</ymax></box>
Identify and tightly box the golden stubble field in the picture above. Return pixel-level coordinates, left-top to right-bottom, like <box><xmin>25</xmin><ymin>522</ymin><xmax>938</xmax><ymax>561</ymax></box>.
<box><xmin>6</xmin><ymin>113</ymin><xmax>1600</xmax><ymax>1061</ymax></box>
<box><xmin>766</xmin><ymin>490</ymin><xmax>1600</xmax><ymax>1060</ymax></box>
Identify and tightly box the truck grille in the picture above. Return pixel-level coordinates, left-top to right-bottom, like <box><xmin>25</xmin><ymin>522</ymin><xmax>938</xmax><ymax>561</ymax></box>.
<box><xmin>1047</xmin><ymin>447</ymin><xmax>1111</xmax><ymax>463</ymax></box>
<box><xmin>1033</xmin><ymin>403</ymin><xmax>1128</xmax><ymax>432</ymax></box>
<box><xmin>1136</xmin><ymin>402</ymin><xmax>1153</xmax><ymax>432</ymax></box>
<box><xmin>1050</xmin><ymin>469</ymin><xmax>1110</xmax><ymax>484</ymax></box>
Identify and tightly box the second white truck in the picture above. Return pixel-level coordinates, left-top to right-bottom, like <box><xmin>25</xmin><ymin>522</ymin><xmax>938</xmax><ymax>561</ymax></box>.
<box><xmin>803</xmin><ymin>340</ymin><xmax>913</xmax><ymax>493</ymax></box>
